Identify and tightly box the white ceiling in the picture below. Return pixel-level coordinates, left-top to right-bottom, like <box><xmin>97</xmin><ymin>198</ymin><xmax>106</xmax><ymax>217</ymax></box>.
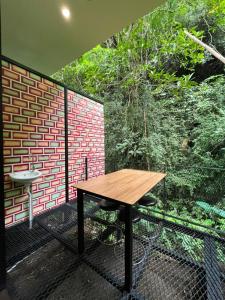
<box><xmin>1</xmin><ymin>0</ymin><xmax>164</xmax><ymax>75</ymax></box>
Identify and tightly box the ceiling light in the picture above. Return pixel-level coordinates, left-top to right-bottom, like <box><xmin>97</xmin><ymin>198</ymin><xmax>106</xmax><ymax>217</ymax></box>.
<box><xmin>61</xmin><ymin>7</ymin><xmax>71</xmax><ymax>20</ymax></box>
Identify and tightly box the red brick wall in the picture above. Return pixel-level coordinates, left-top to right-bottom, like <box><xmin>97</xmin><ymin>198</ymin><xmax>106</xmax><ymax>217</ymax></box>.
<box><xmin>68</xmin><ymin>91</ymin><xmax>105</xmax><ymax>199</ymax></box>
<box><xmin>2</xmin><ymin>60</ymin><xmax>105</xmax><ymax>226</ymax></box>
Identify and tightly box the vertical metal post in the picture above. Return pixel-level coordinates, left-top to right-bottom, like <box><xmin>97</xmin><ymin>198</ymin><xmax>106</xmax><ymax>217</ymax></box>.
<box><xmin>64</xmin><ymin>88</ymin><xmax>69</xmax><ymax>202</ymax></box>
<box><xmin>163</xmin><ymin>164</ymin><xmax>167</xmax><ymax>211</ymax></box>
<box><xmin>0</xmin><ymin>1</ymin><xmax>7</xmax><ymax>291</ymax></box>
<box><xmin>204</xmin><ymin>236</ymin><xmax>223</xmax><ymax>300</ymax></box>
<box><xmin>85</xmin><ymin>157</ymin><xmax>88</xmax><ymax>180</ymax></box>
<box><xmin>77</xmin><ymin>189</ymin><xmax>84</xmax><ymax>254</ymax></box>
<box><xmin>124</xmin><ymin>205</ymin><xmax>133</xmax><ymax>292</ymax></box>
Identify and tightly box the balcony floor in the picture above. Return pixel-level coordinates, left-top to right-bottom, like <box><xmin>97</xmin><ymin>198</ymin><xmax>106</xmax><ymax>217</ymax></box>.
<box><xmin>6</xmin><ymin>198</ymin><xmax>225</xmax><ymax>300</ymax></box>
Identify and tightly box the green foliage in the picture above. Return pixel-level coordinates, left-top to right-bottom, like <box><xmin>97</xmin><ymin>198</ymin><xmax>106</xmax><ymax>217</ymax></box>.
<box><xmin>53</xmin><ymin>0</ymin><xmax>225</xmax><ymax>236</ymax></box>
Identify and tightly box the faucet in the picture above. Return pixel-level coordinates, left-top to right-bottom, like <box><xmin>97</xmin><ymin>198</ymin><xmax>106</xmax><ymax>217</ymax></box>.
<box><xmin>30</xmin><ymin>154</ymin><xmax>35</xmax><ymax>171</ymax></box>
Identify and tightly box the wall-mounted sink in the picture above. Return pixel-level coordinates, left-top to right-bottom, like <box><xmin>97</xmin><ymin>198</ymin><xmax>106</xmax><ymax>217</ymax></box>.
<box><xmin>9</xmin><ymin>170</ymin><xmax>42</xmax><ymax>229</ymax></box>
<box><xmin>9</xmin><ymin>170</ymin><xmax>42</xmax><ymax>185</ymax></box>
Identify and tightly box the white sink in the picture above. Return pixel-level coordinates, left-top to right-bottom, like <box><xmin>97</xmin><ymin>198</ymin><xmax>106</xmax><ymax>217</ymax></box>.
<box><xmin>9</xmin><ymin>170</ymin><xmax>42</xmax><ymax>185</ymax></box>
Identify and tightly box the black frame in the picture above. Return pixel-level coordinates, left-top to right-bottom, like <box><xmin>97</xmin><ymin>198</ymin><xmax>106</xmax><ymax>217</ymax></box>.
<box><xmin>0</xmin><ymin>54</ymin><xmax>104</xmax><ymax>290</ymax></box>
<box><xmin>0</xmin><ymin>1</ymin><xmax>7</xmax><ymax>292</ymax></box>
<box><xmin>64</xmin><ymin>88</ymin><xmax>69</xmax><ymax>203</ymax></box>
<box><xmin>77</xmin><ymin>188</ymin><xmax>134</xmax><ymax>293</ymax></box>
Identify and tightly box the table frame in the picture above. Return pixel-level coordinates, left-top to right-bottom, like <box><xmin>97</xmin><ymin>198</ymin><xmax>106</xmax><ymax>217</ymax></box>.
<box><xmin>77</xmin><ymin>188</ymin><xmax>134</xmax><ymax>292</ymax></box>
<box><xmin>76</xmin><ymin>170</ymin><xmax>166</xmax><ymax>293</ymax></box>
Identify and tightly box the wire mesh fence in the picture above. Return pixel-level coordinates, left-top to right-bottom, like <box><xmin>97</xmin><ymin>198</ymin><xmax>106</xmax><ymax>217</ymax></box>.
<box><xmin>6</xmin><ymin>196</ymin><xmax>225</xmax><ymax>300</ymax></box>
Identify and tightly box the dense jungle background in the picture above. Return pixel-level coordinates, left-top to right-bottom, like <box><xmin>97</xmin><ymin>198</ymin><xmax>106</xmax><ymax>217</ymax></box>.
<box><xmin>53</xmin><ymin>0</ymin><xmax>225</xmax><ymax>235</ymax></box>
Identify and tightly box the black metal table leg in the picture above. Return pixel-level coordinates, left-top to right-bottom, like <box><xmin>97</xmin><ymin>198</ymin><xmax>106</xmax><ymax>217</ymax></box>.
<box><xmin>77</xmin><ymin>189</ymin><xmax>84</xmax><ymax>254</ymax></box>
<box><xmin>124</xmin><ymin>205</ymin><xmax>133</xmax><ymax>292</ymax></box>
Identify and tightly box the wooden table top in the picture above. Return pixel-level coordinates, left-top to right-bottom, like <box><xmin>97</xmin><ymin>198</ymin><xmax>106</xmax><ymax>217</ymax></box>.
<box><xmin>73</xmin><ymin>169</ymin><xmax>166</xmax><ymax>205</ymax></box>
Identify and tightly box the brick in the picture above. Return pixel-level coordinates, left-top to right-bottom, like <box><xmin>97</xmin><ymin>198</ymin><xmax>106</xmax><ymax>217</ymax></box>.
<box><xmin>39</xmin><ymin>182</ymin><xmax>50</xmax><ymax>189</ymax></box>
<box><xmin>3</xmin><ymin>95</ymin><xmax>10</xmax><ymax>104</ymax></box>
<box><xmin>37</xmin><ymin>98</ymin><xmax>49</xmax><ymax>106</ymax></box>
<box><xmin>33</xmin><ymin>163</ymin><xmax>43</xmax><ymax>169</ymax></box>
<box><xmin>13</xmin><ymin>164</ymin><xmax>29</xmax><ymax>172</ymax></box>
<box><xmin>44</xmin><ymin>148</ymin><xmax>55</xmax><ymax>154</ymax></box>
<box><xmin>45</xmin><ymin>175</ymin><xmax>55</xmax><ymax>181</ymax></box>
<box><xmin>4</xmin><ymin>157</ymin><xmax>21</xmax><ymax>164</ymax></box>
<box><xmin>45</xmin><ymin>187</ymin><xmax>56</xmax><ymax>195</ymax></box>
<box><xmin>32</xmin><ymin>190</ymin><xmax>44</xmax><ymax>198</ymax></box>
<box><xmin>38</xmin><ymin>141</ymin><xmax>49</xmax><ymax>147</ymax></box>
<box><xmin>33</xmin><ymin>205</ymin><xmax>45</xmax><ymax>214</ymax></box>
<box><xmin>15</xmin><ymin>210</ymin><xmax>29</xmax><ymax>221</ymax></box>
<box><xmin>3</xmin><ymin>113</ymin><xmax>11</xmax><ymax>122</ymax></box>
<box><xmin>29</xmin><ymin>103</ymin><xmax>42</xmax><ymax>111</ymax></box>
<box><xmin>12</xmin><ymin>115</ymin><xmax>28</xmax><ymax>123</ymax></box>
<box><xmin>22</xmin><ymin>125</ymin><xmax>36</xmax><ymax>132</ymax></box>
<box><xmin>3</xmin><ymin>104</ymin><xmax>20</xmax><ymax>114</ymax></box>
<box><xmin>49</xmin><ymin>88</ymin><xmax>58</xmax><ymax>95</ymax></box>
<box><xmin>50</xmin><ymin>128</ymin><xmax>60</xmax><ymax>134</ymax></box>
<box><xmin>51</xmin><ymin>102</ymin><xmax>59</xmax><ymax>109</ymax></box>
<box><xmin>14</xmin><ymin>195</ymin><xmax>28</xmax><ymax>204</ymax></box>
<box><xmin>3</xmin><ymin>68</ymin><xmax>21</xmax><ymax>81</ymax></box>
<box><xmin>51</xmin><ymin>179</ymin><xmax>60</xmax><ymax>186</ymax></box>
<box><xmin>37</xmin><ymin>82</ymin><xmax>49</xmax><ymax>91</ymax></box>
<box><xmin>57</xmin><ymin>197</ymin><xmax>65</xmax><ymax>204</ymax></box>
<box><xmin>22</xmin><ymin>109</ymin><xmax>36</xmax><ymax>117</ymax></box>
<box><xmin>46</xmin><ymin>200</ymin><xmax>56</xmax><ymax>208</ymax></box>
<box><xmin>29</xmin><ymin>87</ymin><xmax>42</xmax><ymax>96</ymax></box>
<box><xmin>2</xmin><ymin>77</ymin><xmax>10</xmax><ymax>86</ymax></box>
<box><xmin>12</xmin><ymin>98</ymin><xmax>28</xmax><ymax>108</ymax></box>
<box><xmin>12</xmin><ymin>81</ymin><xmax>28</xmax><ymax>92</ymax></box>
<box><xmin>38</xmin><ymin>155</ymin><xmax>49</xmax><ymax>161</ymax></box>
<box><xmin>4</xmin><ymin>149</ymin><xmax>11</xmax><ymax>156</ymax></box>
<box><xmin>30</xmin><ymin>134</ymin><xmax>42</xmax><ymax>140</ymax></box>
<box><xmin>38</xmin><ymin>127</ymin><xmax>49</xmax><ymax>133</ymax></box>
<box><xmin>4</xmin><ymin>140</ymin><xmax>21</xmax><ymax>147</ymax></box>
<box><xmin>51</xmin><ymin>115</ymin><xmax>59</xmax><ymax>122</ymax></box>
<box><xmin>50</xmin><ymin>154</ymin><xmax>60</xmax><ymax>160</ymax></box>
<box><xmin>56</xmin><ymin>122</ymin><xmax>64</xmax><ymax>128</ymax></box>
<box><xmin>44</xmin><ymin>134</ymin><xmax>55</xmax><ymax>140</ymax></box>
<box><xmin>5</xmin><ymin>216</ymin><xmax>13</xmax><ymax>225</ymax></box>
<box><xmin>44</xmin><ymin>161</ymin><xmax>55</xmax><ymax>168</ymax></box>
<box><xmin>5</xmin><ymin>189</ymin><xmax>22</xmax><ymax>199</ymax></box>
<box><xmin>39</xmin><ymin>195</ymin><xmax>50</xmax><ymax>204</ymax></box>
<box><xmin>30</xmin><ymin>118</ymin><xmax>42</xmax><ymax>125</ymax></box>
<box><xmin>5</xmin><ymin>199</ymin><xmax>13</xmax><ymax>208</ymax></box>
<box><xmin>57</xmin><ymin>185</ymin><xmax>65</xmax><ymax>191</ymax></box>
<box><xmin>12</xmin><ymin>65</ymin><xmax>27</xmax><ymax>75</ymax></box>
<box><xmin>43</xmin><ymin>79</ymin><xmax>54</xmax><ymax>87</ymax></box>
<box><xmin>13</xmin><ymin>132</ymin><xmax>29</xmax><ymax>139</ymax></box>
<box><xmin>4</xmin><ymin>166</ymin><xmax>12</xmax><ymax>173</ymax></box>
<box><xmin>23</xmin><ymin>156</ymin><xmax>35</xmax><ymax>163</ymax></box>
<box><xmin>22</xmin><ymin>141</ymin><xmax>36</xmax><ymax>147</ymax></box>
<box><xmin>13</xmin><ymin>148</ymin><xmax>29</xmax><ymax>155</ymax></box>
<box><xmin>23</xmin><ymin>200</ymin><xmax>38</xmax><ymax>210</ymax></box>
<box><xmin>56</xmin><ymin>161</ymin><xmax>65</xmax><ymax>166</ymax></box>
<box><xmin>30</xmin><ymin>148</ymin><xmax>43</xmax><ymax>154</ymax></box>
<box><xmin>51</xmin><ymin>193</ymin><xmax>60</xmax><ymax>200</ymax></box>
<box><xmin>51</xmin><ymin>167</ymin><xmax>60</xmax><ymax>173</ymax></box>
<box><xmin>21</xmin><ymin>76</ymin><xmax>36</xmax><ymax>86</ymax></box>
<box><xmin>44</xmin><ymin>107</ymin><xmax>55</xmax><ymax>114</ymax></box>
<box><xmin>37</xmin><ymin>112</ymin><xmax>49</xmax><ymax>119</ymax></box>
<box><xmin>21</xmin><ymin>92</ymin><xmax>36</xmax><ymax>102</ymax></box>
<box><xmin>45</xmin><ymin>120</ymin><xmax>54</xmax><ymax>127</ymax></box>
<box><xmin>43</xmin><ymin>92</ymin><xmax>54</xmax><ymax>100</ymax></box>
<box><xmin>30</xmin><ymin>72</ymin><xmax>41</xmax><ymax>81</ymax></box>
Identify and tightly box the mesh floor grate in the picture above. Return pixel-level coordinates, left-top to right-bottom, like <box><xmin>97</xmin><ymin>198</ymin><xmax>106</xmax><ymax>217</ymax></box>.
<box><xmin>6</xmin><ymin>199</ymin><xmax>225</xmax><ymax>300</ymax></box>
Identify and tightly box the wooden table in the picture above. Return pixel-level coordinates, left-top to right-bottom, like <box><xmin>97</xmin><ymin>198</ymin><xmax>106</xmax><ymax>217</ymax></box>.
<box><xmin>73</xmin><ymin>169</ymin><xmax>166</xmax><ymax>292</ymax></box>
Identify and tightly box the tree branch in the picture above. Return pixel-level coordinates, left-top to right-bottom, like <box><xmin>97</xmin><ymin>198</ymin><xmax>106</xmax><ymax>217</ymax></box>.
<box><xmin>184</xmin><ymin>30</ymin><xmax>225</xmax><ymax>65</ymax></box>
